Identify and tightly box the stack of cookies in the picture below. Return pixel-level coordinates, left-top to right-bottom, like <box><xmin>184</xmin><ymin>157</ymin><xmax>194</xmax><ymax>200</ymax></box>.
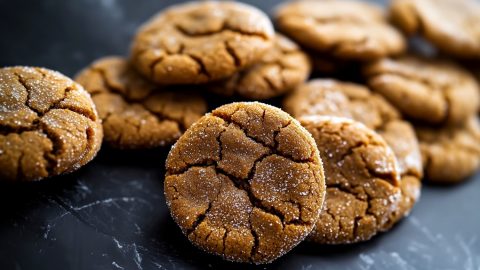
<box><xmin>1</xmin><ymin>0</ymin><xmax>480</xmax><ymax>265</ymax></box>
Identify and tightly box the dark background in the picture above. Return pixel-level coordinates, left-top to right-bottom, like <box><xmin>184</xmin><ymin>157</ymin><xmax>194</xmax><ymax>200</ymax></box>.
<box><xmin>0</xmin><ymin>0</ymin><xmax>479</xmax><ymax>269</ymax></box>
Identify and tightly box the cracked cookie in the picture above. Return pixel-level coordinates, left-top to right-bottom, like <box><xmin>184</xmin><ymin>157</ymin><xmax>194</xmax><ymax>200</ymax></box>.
<box><xmin>364</xmin><ymin>56</ymin><xmax>480</xmax><ymax>125</ymax></box>
<box><xmin>131</xmin><ymin>1</ymin><xmax>275</xmax><ymax>85</ymax></box>
<box><xmin>75</xmin><ymin>57</ymin><xmax>207</xmax><ymax>149</ymax></box>
<box><xmin>0</xmin><ymin>66</ymin><xmax>103</xmax><ymax>182</ymax></box>
<box><xmin>208</xmin><ymin>34</ymin><xmax>311</xmax><ymax>100</ymax></box>
<box><xmin>416</xmin><ymin>117</ymin><xmax>480</xmax><ymax>183</ymax></box>
<box><xmin>275</xmin><ymin>0</ymin><xmax>405</xmax><ymax>60</ymax></box>
<box><xmin>300</xmin><ymin>116</ymin><xmax>401</xmax><ymax>244</ymax></box>
<box><xmin>390</xmin><ymin>0</ymin><xmax>480</xmax><ymax>59</ymax></box>
<box><xmin>283</xmin><ymin>79</ymin><xmax>422</xmax><ymax>227</ymax></box>
<box><xmin>164</xmin><ymin>102</ymin><xmax>325</xmax><ymax>264</ymax></box>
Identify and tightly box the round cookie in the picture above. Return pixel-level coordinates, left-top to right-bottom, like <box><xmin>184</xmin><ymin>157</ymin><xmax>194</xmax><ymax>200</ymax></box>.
<box><xmin>275</xmin><ymin>0</ymin><xmax>405</xmax><ymax>60</ymax></box>
<box><xmin>416</xmin><ymin>117</ymin><xmax>480</xmax><ymax>184</ymax></box>
<box><xmin>390</xmin><ymin>0</ymin><xmax>480</xmax><ymax>59</ymax></box>
<box><xmin>300</xmin><ymin>116</ymin><xmax>401</xmax><ymax>244</ymax></box>
<box><xmin>75</xmin><ymin>57</ymin><xmax>207</xmax><ymax>149</ymax></box>
<box><xmin>164</xmin><ymin>102</ymin><xmax>325</xmax><ymax>263</ymax></box>
<box><xmin>364</xmin><ymin>56</ymin><xmax>480</xmax><ymax>125</ymax></box>
<box><xmin>0</xmin><ymin>66</ymin><xmax>103</xmax><ymax>182</ymax></box>
<box><xmin>131</xmin><ymin>1</ymin><xmax>275</xmax><ymax>85</ymax></box>
<box><xmin>283</xmin><ymin>80</ymin><xmax>422</xmax><ymax>227</ymax></box>
<box><xmin>207</xmin><ymin>34</ymin><xmax>311</xmax><ymax>100</ymax></box>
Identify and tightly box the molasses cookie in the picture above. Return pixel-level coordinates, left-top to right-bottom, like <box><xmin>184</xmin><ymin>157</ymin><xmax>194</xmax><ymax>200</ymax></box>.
<box><xmin>300</xmin><ymin>116</ymin><xmax>401</xmax><ymax>244</ymax></box>
<box><xmin>275</xmin><ymin>0</ymin><xmax>405</xmax><ymax>60</ymax></box>
<box><xmin>164</xmin><ymin>102</ymin><xmax>325</xmax><ymax>263</ymax></box>
<box><xmin>416</xmin><ymin>117</ymin><xmax>480</xmax><ymax>183</ymax></box>
<box><xmin>0</xmin><ymin>66</ymin><xmax>103</xmax><ymax>182</ymax></box>
<box><xmin>283</xmin><ymin>79</ymin><xmax>422</xmax><ymax>227</ymax></box>
<box><xmin>390</xmin><ymin>0</ymin><xmax>480</xmax><ymax>59</ymax></box>
<box><xmin>131</xmin><ymin>1</ymin><xmax>275</xmax><ymax>85</ymax></box>
<box><xmin>75</xmin><ymin>57</ymin><xmax>207</xmax><ymax>149</ymax></box>
<box><xmin>364</xmin><ymin>56</ymin><xmax>480</xmax><ymax>125</ymax></box>
<box><xmin>208</xmin><ymin>34</ymin><xmax>311</xmax><ymax>100</ymax></box>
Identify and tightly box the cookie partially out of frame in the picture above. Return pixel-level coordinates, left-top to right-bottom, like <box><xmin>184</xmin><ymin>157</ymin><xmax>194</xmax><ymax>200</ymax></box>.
<box><xmin>364</xmin><ymin>56</ymin><xmax>480</xmax><ymax>125</ymax></box>
<box><xmin>390</xmin><ymin>0</ymin><xmax>480</xmax><ymax>59</ymax></box>
<box><xmin>416</xmin><ymin>117</ymin><xmax>480</xmax><ymax>184</ymax></box>
<box><xmin>0</xmin><ymin>66</ymin><xmax>103</xmax><ymax>181</ymax></box>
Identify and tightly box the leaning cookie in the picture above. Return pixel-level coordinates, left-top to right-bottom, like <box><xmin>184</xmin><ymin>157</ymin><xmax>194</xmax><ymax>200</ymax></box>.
<box><xmin>283</xmin><ymin>79</ymin><xmax>422</xmax><ymax>227</ymax></box>
<box><xmin>75</xmin><ymin>57</ymin><xmax>207</xmax><ymax>149</ymax></box>
<box><xmin>364</xmin><ymin>56</ymin><xmax>480</xmax><ymax>125</ymax></box>
<box><xmin>416</xmin><ymin>117</ymin><xmax>480</xmax><ymax>184</ymax></box>
<box><xmin>131</xmin><ymin>1</ymin><xmax>275</xmax><ymax>85</ymax></box>
<box><xmin>0</xmin><ymin>67</ymin><xmax>103</xmax><ymax>182</ymax></box>
<box><xmin>164</xmin><ymin>102</ymin><xmax>325</xmax><ymax>263</ymax></box>
<box><xmin>275</xmin><ymin>0</ymin><xmax>405</xmax><ymax>60</ymax></box>
<box><xmin>390</xmin><ymin>0</ymin><xmax>480</xmax><ymax>59</ymax></box>
<box><xmin>300</xmin><ymin>116</ymin><xmax>401</xmax><ymax>244</ymax></box>
<box><xmin>207</xmin><ymin>34</ymin><xmax>311</xmax><ymax>100</ymax></box>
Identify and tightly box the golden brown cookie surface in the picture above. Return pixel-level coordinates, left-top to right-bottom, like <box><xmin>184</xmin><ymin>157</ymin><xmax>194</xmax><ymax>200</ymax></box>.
<box><xmin>300</xmin><ymin>116</ymin><xmax>401</xmax><ymax>244</ymax></box>
<box><xmin>208</xmin><ymin>34</ymin><xmax>311</xmax><ymax>100</ymax></box>
<box><xmin>131</xmin><ymin>1</ymin><xmax>274</xmax><ymax>85</ymax></box>
<box><xmin>390</xmin><ymin>0</ymin><xmax>480</xmax><ymax>58</ymax></box>
<box><xmin>75</xmin><ymin>57</ymin><xmax>207</xmax><ymax>149</ymax></box>
<box><xmin>283</xmin><ymin>79</ymin><xmax>422</xmax><ymax>226</ymax></box>
<box><xmin>0</xmin><ymin>67</ymin><xmax>103</xmax><ymax>182</ymax></box>
<box><xmin>164</xmin><ymin>102</ymin><xmax>325</xmax><ymax>264</ymax></box>
<box><xmin>364</xmin><ymin>56</ymin><xmax>480</xmax><ymax>125</ymax></box>
<box><xmin>275</xmin><ymin>0</ymin><xmax>405</xmax><ymax>60</ymax></box>
<box><xmin>416</xmin><ymin>117</ymin><xmax>480</xmax><ymax>183</ymax></box>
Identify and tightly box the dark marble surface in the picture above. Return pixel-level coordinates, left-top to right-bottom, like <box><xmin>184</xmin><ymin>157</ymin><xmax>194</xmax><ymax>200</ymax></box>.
<box><xmin>0</xmin><ymin>0</ymin><xmax>479</xmax><ymax>269</ymax></box>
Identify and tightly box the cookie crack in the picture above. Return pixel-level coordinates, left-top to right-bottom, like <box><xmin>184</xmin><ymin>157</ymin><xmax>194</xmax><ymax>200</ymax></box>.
<box><xmin>312</xmin><ymin>16</ymin><xmax>375</xmax><ymax>26</ymax></box>
<box><xmin>186</xmin><ymin>201</ymin><xmax>212</xmax><ymax>235</ymax></box>
<box><xmin>14</xmin><ymin>70</ymin><xmax>97</xmax><ymax>125</ymax></box>
<box><xmin>185</xmin><ymin>174</ymin><xmax>224</xmax><ymax>235</ymax></box>
<box><xmin>212</xmin><ymin>113</ymin><xmax>312</xmax><ymax>163</ymax></box>
<box><xmin>352</xmin><ymin>216</ymin><xmax>363</xmax><ymax>241</ymax></box>
<box><xmin>48</xmin><ymin>88</ymin><xmax>97</xmax><ymax>123</ymax></box>
<box><xmin>225</xmin><ymin>152</ymin><xmax>310</xmax><ymax>227</ymax></box>
<box><xmin>327</xmin><ymin>186</ymin><xmax>377</xmax><ymax>240</ymax></box>
<box><xmin>13</xmin><ymin>72</ymin><xmax>42</xmax><ymax>116</ymax></box>
<box><xmin>148</xmin><ymin>55</ymin><xmax>165</xmax><ymax>78</ymax></box>
<box><xmin>224</xmin><ymin>40</ymin><xmax>241</xmax><ymax>67</ymax></box>
<box><xmin>222</xmin><ymin>227</ymin><xmax>229</xmax><ymax>256</ymax></box>
<box><xmin>261</xmin><ymin>74</ymin><xmax>278</xmax><ymax>92</ymax></box>
<box><xmin>93</xmin><ymin>68</ymin><xmax>186</xmax><ymax>131</ymax></box>
<box><xmin>38</xmin><ymin>114</ymin><xmax>96</xmax><ymax>176</ymax></box>
<box><xmin>90</xmin><ymin>67</ymin><xmax>120</xmax><ymax>97</ymax></box>
<box><xmin>39</xmin><ymin>124</ymin><xmax>62</xmax><ymax>175</ymax></box>
<box><xmin>186</xmin><ymin>54</ymin><xmax>211</xmax><ymax>78</ymax></box>
<box><xmin>359</xmin><ymin>153</ymin><xmax>398</xmax><ymax>183</ymax></box>
<box><xmin>330</xmin><ymin>166</ymin><xmax>382</xmax><ymax>228</ymax></box>
<box><xmin>249</xmin><ymin>215</ymin><xmax>260</xmax><ymax>261</ymax></box>
<box><xmin>0</xmin><ymin>120</ymin><xmax>39</xmax><ymax>135</ymax></box>
<box><xmin>174</xmin><ymin>23</ymin><xmax>269</xmax><ymax>40</ymax></box>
